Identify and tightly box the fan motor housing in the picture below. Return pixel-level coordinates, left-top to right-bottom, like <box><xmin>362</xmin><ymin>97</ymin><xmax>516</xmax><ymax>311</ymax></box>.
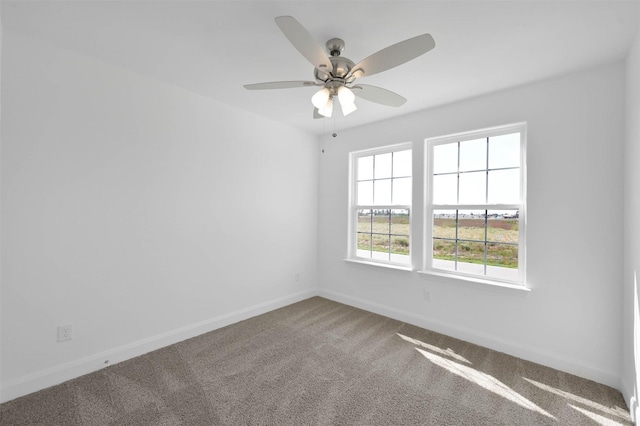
<box><xmin>314</xmin><ymin>55</ymin><xmax>355</xmax><ymax>82</ymax></box>
<box><xmin>314</xmin><ymin>38</ymin><xmax>355</xmax><ymax>82</ymax></box>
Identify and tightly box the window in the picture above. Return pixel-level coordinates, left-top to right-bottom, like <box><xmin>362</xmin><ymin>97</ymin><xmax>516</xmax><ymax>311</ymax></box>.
<box><xmin>424</xmin><ymin>124</ymin><xmax>526</xmax><ymax>286</ymax></box>
<box><xmin>349</xmin><ymin>143</ymin><xmax>412</xmax><ymax>267</ymax></box>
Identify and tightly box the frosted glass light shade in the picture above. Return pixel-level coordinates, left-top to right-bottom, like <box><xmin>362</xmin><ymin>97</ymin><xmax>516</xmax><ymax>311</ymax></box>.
<box><xmin>341</xmin><ymin>100</ymin><xmax>357</xmax><ymax>116</ymax></box>
<box><xmin>337</xmin><ymin>86</ymin><xmax>355</xmax><ymax>104</ymax></box>
<box><xmin>337</xmin><ymin>86</ymin><xmax>357</xmax><ymax>116</ymax></box>
<box><xmin>311</xmin><ymin>88</ymin><xmax>331</xmax><ymax>109</ymax></box>
<box><xmin>318</xmin><ymin>97</ymin><xmax>333</xmax><ymax>117</ymax></box>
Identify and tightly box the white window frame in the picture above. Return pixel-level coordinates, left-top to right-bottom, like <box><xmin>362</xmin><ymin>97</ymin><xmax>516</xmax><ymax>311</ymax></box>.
<box><xmin>347</xmin><ymin>142</ymin><xmax>413</xmax><ymax>269</ymax></box>
<box><xmin>422</xmin><ymin>123</ymin><xmax>527</xmax><ymax>288</ymax></box>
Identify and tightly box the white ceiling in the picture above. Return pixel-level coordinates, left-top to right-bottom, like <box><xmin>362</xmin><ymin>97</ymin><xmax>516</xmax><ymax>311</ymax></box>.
<box><xmin>2</xmin><ymin>1</ymin><xmax>639</xmax><ymax>135</ymax></box>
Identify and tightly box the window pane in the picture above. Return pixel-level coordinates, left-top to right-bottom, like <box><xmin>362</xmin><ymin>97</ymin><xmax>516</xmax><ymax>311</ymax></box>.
<box><xmin>433</xmin><ymin>143</ymin><xmax>458</xmax><ymax>174</ymax></box>
<box><xmin>373</xmin><ymin>209</ymin><xmax>390</xmax><ymax>234</ymax></box>
<box><xmin>374</xmin><ymin>153</ymin><xmax>392</xmax><ymax>179</ymax></box>
<box><xmin>392</xmin><ymin>177</ymin><xmax>411</xmax><ymax>205</ymax></box>
<box><xmin>486</xmin><ymin>242</ymin><xmax>519</xmax><ymax>281</ymax></box>
<box><xmin>486</xmin><ymin>243</ymin><xmax>518</xmax><ymax>268</ymax></box>
<box><xmin>458</xmin><ymin>171</ymin><xmax>486</xmax><ymax>204</ymax></box>
<box><xmin>357</xmin><ymin>209</ymin><xmax>372</xmax><ymax>233</ymax></box>
<box><xmin>457</xmin><ymin>241</ymin><xmax>485</xmax><ymax>270</ymax></box>
<box><xmin>391</xmin><ymin>235</ymin><xmax>410</xmax><ymax>255</ymax></box>
<box><xmin>358</xmin><ymin>155</ymin><xmax>374</xmax><ymax>181</ymax></box>
<box><xmin>487</xmin><ymin>169</ymin><xmax>520</xmax><ymax>204</ymax></box>
<box><xmin>433</xmin><ymin>210</ymin><xmax>456</xmax><ymax>239</ymax></box>
<box><xmin>489</xmin><ymin>133</ymin><xmax>520</xmax><ymax>169</ymax></box>
<box><xmin>433</xmin><ymin>174</ymin><xmax>457</xmax><ymax>204</ymax></box>
<box><xmin>458</xmin><ymin>210</ymin><xmax>486</xmax><ymax>241</ymax></box>
<box><xmin>372</xmin><ymin>234</ymin><xmax>390</xmax><ymax>260</ymax></box>
<box><xmin>393</xmin><ymin>150</ymin><xmax>412</xmax><ymax>177</ymax></box>
<box><xmin>357</xmin><ymin>181</ymin><xmax>373</xmax><ymax>205</ymax></box>
<box><xmin>390</xmin><ymin>209</ymin><xmax>410</xmax><ymax>235</ymax></box>
<box><xmin>433</xmin><ymin>239</ymin><xmax>456</xmax><ymax>270</ymax></box>
<box><xmin>487</xmin><ymin>210</ymin><xmax>519</xmax><ymax>244</ymax></box>
<box><xmin>357</xmin><ymin>234</ymin><xmax>372</xmax><ymax>258</ymax></box>
<box><xmin>459</xmin><ymin>138</ymin><xmax>486</xmax><ymax>172</ymax></box>
<box><xmin>374</xmin><ymin>179</ymin><xmax>392</xmax><ymax>205</ymax></box>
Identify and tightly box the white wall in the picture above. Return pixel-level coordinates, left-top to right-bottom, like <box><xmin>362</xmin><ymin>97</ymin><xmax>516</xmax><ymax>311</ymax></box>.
<box><xmin>318</xmin><ymin>62</ymin><xmax>625</xmax><ymax>389</ymax></box>
<box><xmin>0</xmin><ymin>30</ymin><xmax>319</xmax><ymax>402</ymax></box>
<box><xmin>623</xmin><ymin>9</ymin><xmax>640</xmax><ymax>422</ymax></box>
<box><xmin>0</xmin><ymin>4</ymin><xmax>4</xmax><ymax>404</ymax></box>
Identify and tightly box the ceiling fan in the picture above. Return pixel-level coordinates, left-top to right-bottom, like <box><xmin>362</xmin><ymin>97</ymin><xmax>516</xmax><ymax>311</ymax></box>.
<box><xmin>244</xmin><ymin>16</ymin><xmax>435</xmax><ymax>118</ymax></box>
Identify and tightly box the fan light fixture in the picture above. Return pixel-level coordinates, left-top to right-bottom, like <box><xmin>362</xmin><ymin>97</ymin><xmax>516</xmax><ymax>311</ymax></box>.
<box><xmin>312</xmin><ymin>86</ymin><xmax>357</xmax><ymax>118</ymax></box>
<box><xmin>244</xmin><ymin>16</ymin><xmax>435</xmax><ymax>120</ymax></box>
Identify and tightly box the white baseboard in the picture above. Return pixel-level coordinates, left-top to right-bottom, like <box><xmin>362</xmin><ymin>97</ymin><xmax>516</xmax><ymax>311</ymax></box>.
<box><xmin>2</xmin><ymin>288</ymin><xmax>623</xmax><ymax>406</ymax></box>
<box><xmin>318</xmin><ymin>289</ymin><xmax>622</xmax><ymax>390</ymax></box>
<box><xmin>0</xmin><ymin>288</ymin><xmax>319</xmax><ymax>403</ymax></box>
<box><xmin>621</xmin><ymin>379</ymin><xmax>639</xmax><ymax>424</ymax></box>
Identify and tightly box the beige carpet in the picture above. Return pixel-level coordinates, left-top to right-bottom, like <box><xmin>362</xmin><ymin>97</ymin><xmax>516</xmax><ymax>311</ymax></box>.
<box><xmin>0</xmin><ymin>297</ymin><xmax>632</xmax><ymax>425</ymax></box>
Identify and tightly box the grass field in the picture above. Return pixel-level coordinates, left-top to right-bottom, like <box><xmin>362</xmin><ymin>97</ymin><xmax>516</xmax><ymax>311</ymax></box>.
<box><xmin>357</xmin><ymin>212</ymin><xmax>410</xmax><ymax>255</ymax></box>
<box><xmin>357</xmin><ymin>213</ymin><xmax>518</xmax><ymax>268</ymax></box>
<box><xmin>433</xmin><ymin>216</ymin><xmax>518</xmax><ymax>268</ymax></box>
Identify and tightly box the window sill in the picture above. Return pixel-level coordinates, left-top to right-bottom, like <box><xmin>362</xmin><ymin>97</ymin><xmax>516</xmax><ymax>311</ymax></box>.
<box><xmin>418</xmin><ymin>269</ymin><xmax>530</xmax><ymax>292</ymax></box>
<box><xmin>344</xmin><ymin>258</ymin><xmax>414</xmax><ymax>272</ymax></box>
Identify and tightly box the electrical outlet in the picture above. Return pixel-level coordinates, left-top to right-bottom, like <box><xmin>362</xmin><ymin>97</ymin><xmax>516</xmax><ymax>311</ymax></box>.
<box><xmin>423</xmin><ymin>289</ymin><xmax>431</xmax><ymax>302</ymax></box>
<box><xmin>58</xmin><ymin>324</ymin><xmax>73</xmax><ymax>342</ymax></box>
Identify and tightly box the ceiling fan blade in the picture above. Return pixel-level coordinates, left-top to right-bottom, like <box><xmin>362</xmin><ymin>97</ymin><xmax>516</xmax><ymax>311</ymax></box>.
<box><xmin>351</xmin><ymin>84</ymin><xmax>407</xmax><ymax>107</ymax></box>
<box><xmin>349</xmin><ymin>34</ymin><xmax>435</xmax><ymax>78</ymax></box>
<box><xmin>244</xmin><ymin>81</ymin><xmax>319</xmax><ymax>90</ymax></box>
<box><xmin>313</xmin><ymin>108</ymin><xmax>323</xmax><ymax>119</ymax></box>
<box><xmin>275</xmin><ymin>16</ymin><xmax>333</xmax><ymax>72</ymax></box>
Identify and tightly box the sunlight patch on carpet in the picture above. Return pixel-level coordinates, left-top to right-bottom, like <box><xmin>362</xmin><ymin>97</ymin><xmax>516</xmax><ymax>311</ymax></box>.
<box><xmin>523</xmin><ymin>378</ymin><xmax>630</xmax><ymax>421</ymax></box>
<box><xmin>415</xmin><ymin>348</ymin><xmax>556</xmax><ymax>419</ymax></box>
<box><xmin>569</xmin><ymin>404</ymin><xmax>628</xmax><ymax>426</ymax></box>
<box><xmin>396</xmin><ymin>333</ymin><xmax>471</xmax><ymax>364</ymax></box>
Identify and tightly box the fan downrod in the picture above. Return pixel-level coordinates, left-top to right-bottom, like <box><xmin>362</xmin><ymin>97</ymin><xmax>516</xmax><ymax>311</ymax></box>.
<box><xmin>326</xmin><ymin>38</ymin><xmax>345</xmax><ymax>57</ymax></box>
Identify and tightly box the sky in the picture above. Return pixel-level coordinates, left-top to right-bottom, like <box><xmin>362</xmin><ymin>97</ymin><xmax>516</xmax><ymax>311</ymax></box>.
<box><xmin>356</xmin><ymin>132</ymin><xmax>521</xmax><ymax>209</ymax></box>
<box><xmin>432</xmin><ymin>132</ymin><xmax>521</xmax><ymax>206</ymax></box>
